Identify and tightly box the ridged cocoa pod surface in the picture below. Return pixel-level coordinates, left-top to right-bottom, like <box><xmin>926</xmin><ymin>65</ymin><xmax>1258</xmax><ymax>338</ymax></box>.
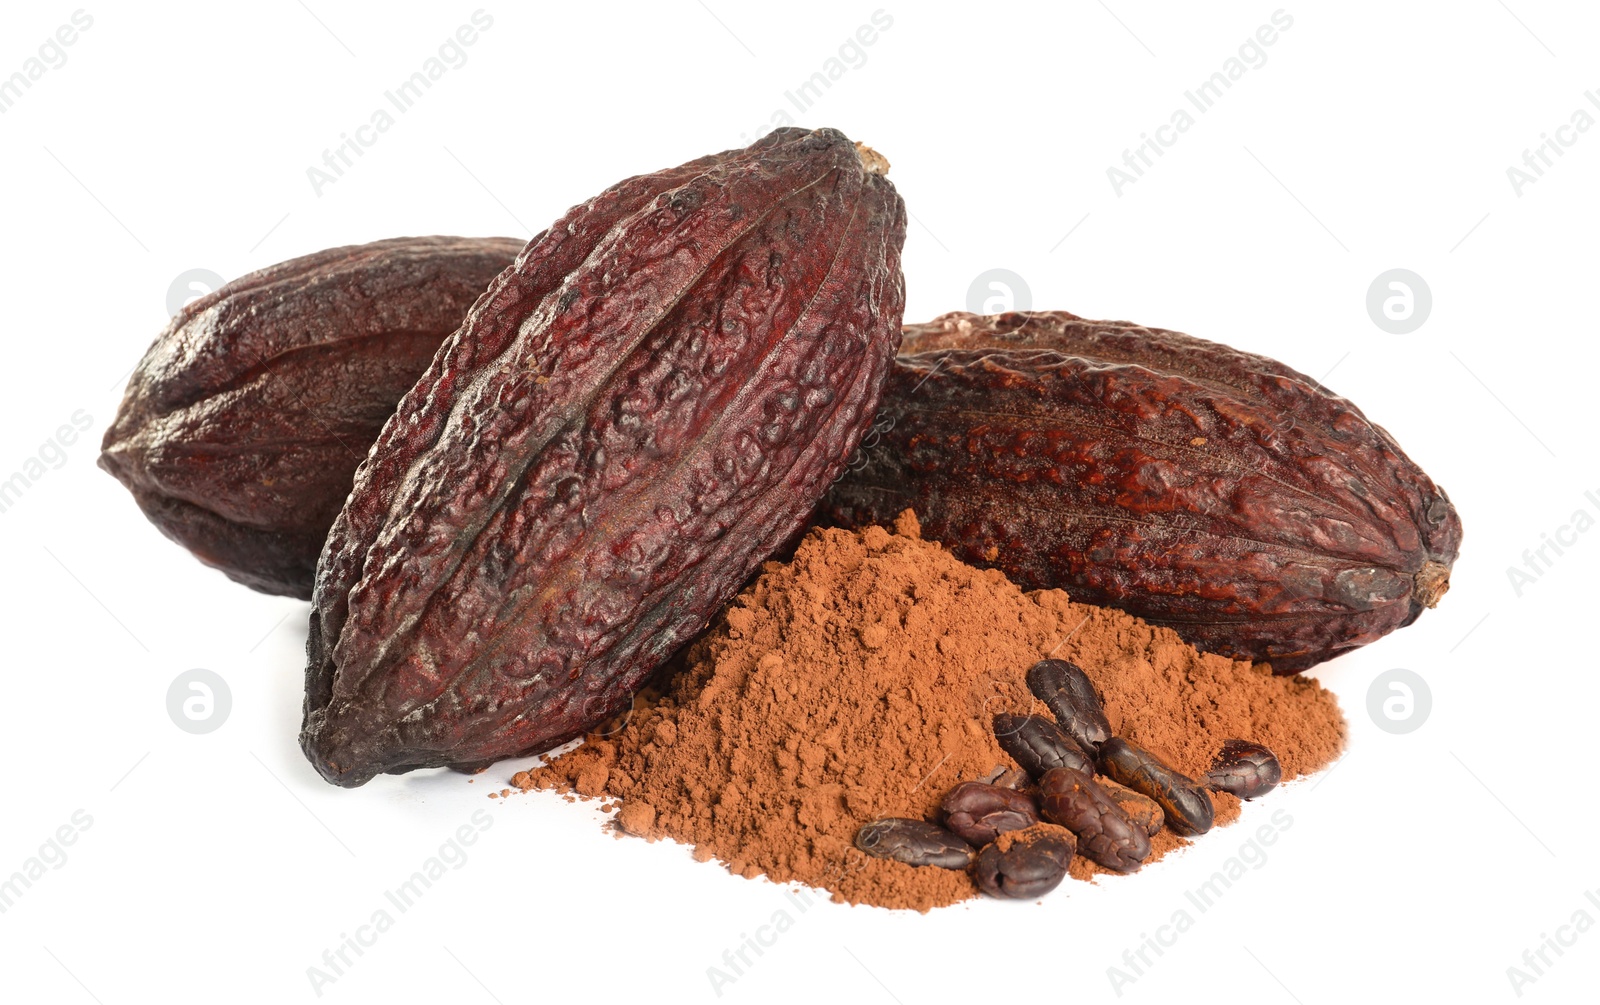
<box><xmin>825</xmin><ymin>310</ymin><xmax>1462</xmax><ymax>672</ymax></box>
<box><xmin>303</xmin><ymin>128</ymin><xmax>907</xmax><ymax>786</ymax></box>
<box><xmin>100</xmin><ymin>236</ymin><xmax>523</xmax><ymax>598</ymax></box>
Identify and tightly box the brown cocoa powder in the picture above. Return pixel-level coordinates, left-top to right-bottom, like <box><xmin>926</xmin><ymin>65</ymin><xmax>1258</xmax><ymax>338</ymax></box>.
<box><xmin>517</xmin><ymin>511</ymin><xmax>1345</xmax><ymax>910</ymax></box>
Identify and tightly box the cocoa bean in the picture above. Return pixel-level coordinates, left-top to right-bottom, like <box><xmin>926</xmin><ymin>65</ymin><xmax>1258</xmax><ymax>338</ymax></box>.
<box><xmin>1203</xmin><ymin>739</ymin><xmax>1283</xmax><ymax>800</ymax></box>
<box><xmin>1100</xmin><ymin>738</ymin><xmax>1215</xmax><ymax>836</ymax></box>
<box><xmin>940</xmin><ymin>781</ymin><xmax>1039</xmax><ymax>846</ymax></box>
<box><xmin>1025</xmin><ymin>659</ymin><xmax>1112</xmax><ymax>753</ymax></box>
<box><xmin>855</xmin><ymin>818</ymin><xmax>973</xmax><ymax>869</ymax></box>
<box><xmin>1037</xmin><ymin>767</ymin><xmax>1150</xmax><ymax>873</ymax></box>
<box><xmin>992</xmin><ymin>712</ymin><xmax>1095</xmax><ymax>778</ymax></box>
<box><xmin>971</xmin><ymin>826</ymin><xmax>1075</xmax><ymax>899</ymax></box>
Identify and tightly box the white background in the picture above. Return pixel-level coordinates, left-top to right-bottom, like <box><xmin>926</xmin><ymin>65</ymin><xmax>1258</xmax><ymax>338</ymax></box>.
<box><xmin>2</xmin><ymin>2</ymin><xmax>1596</xmax><ymax>1002</ymax></box>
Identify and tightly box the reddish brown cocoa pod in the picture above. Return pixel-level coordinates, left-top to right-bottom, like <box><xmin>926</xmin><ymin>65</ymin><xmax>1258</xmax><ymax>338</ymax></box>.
<box><xmin>302</xmin><ymin>128</ymin><xmax>907</xmax><ymax>786</ymax></box>
<box><xmin>824</xmin><ymin>310</ymin><xmax>1463</xmax><ymax>672</ymax></box>
<box><xmin>99</xmin><ymin>236</ymin><xmax>522</xmax><ymax>598</ymax></box>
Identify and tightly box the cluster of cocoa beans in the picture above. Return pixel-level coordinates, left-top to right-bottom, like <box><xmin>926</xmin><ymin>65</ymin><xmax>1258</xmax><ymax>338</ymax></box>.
<box><xmin>101</xmin><ymin>126</ymin><xmax>1461</xmax><ymax>787</ymax></box>
<box><xmin>854</xmin><ymin>659</ymin><xmax>1285</xmax><ymax>898</ymax></box>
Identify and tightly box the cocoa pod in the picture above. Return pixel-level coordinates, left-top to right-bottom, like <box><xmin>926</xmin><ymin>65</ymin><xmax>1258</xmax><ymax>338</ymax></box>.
<box><xmin>302</xmin><ymin>128</ymin><xmax>906</xmax><ymax>786</ymax></box>
<box><xmin>1037</xmin><ymin>767</ymin><xmax>1150</xmax><ymax>873</ymax></box>
<box><xmin>1100</xmin><ymin>737</ymin><xmax>1215</xmax><ymax>836</ymax></box>
<box><xmin>100</xmin><ymin>236</ymin><xmax>522</xmax><ymax>598</ymax></box>
<box><xmin>824</xmin><ymin>310</ymin><xmax>1463</xmax><ymax>672</ymax></box>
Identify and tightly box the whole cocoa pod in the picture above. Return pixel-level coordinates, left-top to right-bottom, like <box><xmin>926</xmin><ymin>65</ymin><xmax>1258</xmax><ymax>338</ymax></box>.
<box><xmin>825</xmin><ymin>310</ymin><xmax>1462</xmax><ymax>671</ymax></box>
<box><xmin>100</xmin><ymin>236</ymin><xmax>522</xmax><ymax>598</ymax></box>
<box><xmin>303</xmin><ymin>128</ymin><xmax>906</xmax><ymax>786</ymax></box>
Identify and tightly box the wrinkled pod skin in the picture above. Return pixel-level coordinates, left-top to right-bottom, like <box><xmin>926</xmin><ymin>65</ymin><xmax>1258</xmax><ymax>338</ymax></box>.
<box><xmin>1100</xmin><ymin>738</ymin><xmax>1215</xmax><ymax>836</ymax></box>
<box><xmin>100</xmin><ymin>237</ymin><xmax>524</xmax><ymax>598</ymax></box>
<box><xmin>302</xmin><ymin>128</ymin><xmax>907</xmax><ymax>786</ymax></box>
<box><xmin>824</xmin><ymin>310</ymin><xmax>1463</xmax><ymax>672</ymax></box>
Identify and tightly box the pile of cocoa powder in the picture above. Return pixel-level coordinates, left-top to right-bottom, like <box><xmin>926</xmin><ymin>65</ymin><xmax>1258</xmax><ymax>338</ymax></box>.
<box><xmin>516</xmin><ymin>511</ymin><xmax>1345</xmax><ymax>911</ymax></box>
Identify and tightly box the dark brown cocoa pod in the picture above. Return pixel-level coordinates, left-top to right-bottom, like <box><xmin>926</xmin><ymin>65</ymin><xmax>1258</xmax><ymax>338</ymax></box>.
<box><xmin>1100</xmin><ymin>738</ymin><xmax>1215</xmax><ymax>836</ymax></box>
<box><xmin>1024</xmin><ymin>659</ymin><xmax>1112</xmax><ymax>753</ymax></box>
<box><xmin>855</xmin><ymin>818</ymin><xmax>973</xmax><ymax>869</ymax></box>
<box><xmin>1037</xmin><ymin>767</ymin><xmax>1150</xmax><ymax>872</ymax></box>
<box><xmin>824</xmin><ymin>310</ymin><xmax>1463</xmax><ymax>672</ymax></box>
<box><xmin>971</xmin><ymin>825</ymin><xmax>1075</xmax><ymax>899</ymax></box>
<box><xmin>302</xmin><ymin>128</ymin><xmax>907</xmax><ymax>786</ymax></box>
<box><xmin>99</xmin><ymin>237</ymin><xmax>523</xmax><ymax>598</ymax></box>
<box><xmin>992</xmin><ymin>712</ymin><xmax>1095</xmax><ymax>778</ymax></box>
<box><xmin>940</xmin><ymin>781</ymin><xmax>1040</xmax><ymax>846</ymax></box>
<box><xmin>1099</xmin><ymin>778</ymin><xmax>1165</xmax><ymax>836</ymax></box>
<box><xmin>1203</xmin><ymin>739</ymin><xmax>1283</xmax><ymax>800</ymax></box>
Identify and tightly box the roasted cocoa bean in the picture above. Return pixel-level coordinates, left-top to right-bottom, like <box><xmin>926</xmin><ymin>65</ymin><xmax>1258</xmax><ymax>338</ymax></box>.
<box><xmin>1025</xmin><ymin>659</ymin><xmax>1112</xmax><ymax>753</ymax></box>
<box><xmin>978</xmin><ymin>765</ymin><xmax>1032</xmax><ymax>790</ymax></box>
<box><xmin>1098</xmin><ymin>778</ymin><xmax>1164</xmax><ymax>837</ymax></box>
<box><xmin>971</xmin><ymin>826</ymin><xmax>1075</xmax><ymax>899</ymax></box>
<box><xmin>855</xmin><ymin>818</ymin><xmax>973</xmax><ymax>869</ymax></box>
<box><xmin>1100</xmin><ymin>738</ymin><xmax>1215</xmax><ymax>836</ymax></box>
<box><xmin>940</xmin><ymin>781</ymin><xmax>1039</xmax><ymax>846</ymax></box>
<box><xmin>824</xmin><ymin>310</ymin><xmax>1463</xmax><ymax>672</ymax></box>
<box><xmin>1037</xmin><ymin>767</ymin><xmax>1150</xmax><ymax>873</ymax></box>
<box><xmin>992</xmin><ymin>713</ymin><xmax>1095</xmax><ymax>778</ymax></box>
<box><xmin>1203</xmin><ymin>739</ymin><xmax>1283</xmax><ymax>800</ymax></box>
<box><xmin>301</xmin><ymin>128</ymin><xmax>906</xmax><ymax>786</ymax></box>
<box><xmin>100</xmin><ymin>236</ymin><xmax>523</xmax><ymax>598</ymax></box>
